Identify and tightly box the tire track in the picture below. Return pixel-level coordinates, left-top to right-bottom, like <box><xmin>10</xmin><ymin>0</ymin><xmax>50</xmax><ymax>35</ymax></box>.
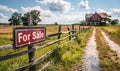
<box><xmin>100</xmin><ymin>30</ymin><xmax>120</xmax><ymax>58</ymax></box>
<box><xmin>82</xmin><ymin>29</ymin><xmax>99</xmax><ymax>71</ymax></box>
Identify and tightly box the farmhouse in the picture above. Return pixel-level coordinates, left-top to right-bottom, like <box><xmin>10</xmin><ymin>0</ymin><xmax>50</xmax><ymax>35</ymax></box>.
<box><xmin>85</xmin><ymin>12</ymin><xmax>110</xmax><ymax>26</ymax></box>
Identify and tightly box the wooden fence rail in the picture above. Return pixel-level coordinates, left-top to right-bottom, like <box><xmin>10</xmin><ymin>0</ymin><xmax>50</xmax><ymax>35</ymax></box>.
<box><xmin>0</xmin><ymin>25</ymin><xmax>91</xmax><ymax>71</ymax></box>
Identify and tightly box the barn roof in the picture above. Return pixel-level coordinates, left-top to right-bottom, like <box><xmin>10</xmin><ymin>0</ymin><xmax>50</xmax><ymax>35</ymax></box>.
<box><xmin>85</xmin><ymin>14</ymin><xmax>93</xmax><ymax>18</ymax></box>
<box><xmin>99</xmin><ymin>13</ymin><xmax>109</xmax><ymax>18</ymax></box>
<box><xmin>85</xmin><ymin>12</ymin><xmax>110</xmax><ymax>19</ymax></box>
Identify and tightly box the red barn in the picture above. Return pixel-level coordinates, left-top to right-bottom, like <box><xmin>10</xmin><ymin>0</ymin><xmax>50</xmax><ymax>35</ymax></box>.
<box><xmin>85</xmin><ymin>12</ymin><xmax>110</xmax><ymax>26</ymax></box>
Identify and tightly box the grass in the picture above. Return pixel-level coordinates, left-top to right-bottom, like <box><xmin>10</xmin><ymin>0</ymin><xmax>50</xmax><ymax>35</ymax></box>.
<box><xmin>0</xmin><ymin>25</ymin><xmax>61</xmax><ymax>71</ymax></box>
<box><xmin>95</xmin><ymin>28</ymin><xmax>120</xmax><ymax>71</ymax></box>
<box><xmin>42</xmin><ymin>27</ymin><xmax>93</xmax><ymax>71</ymax></box>
<box><xmin>101</xmin><ymin>25</ymin><xmax>120</xmax><ymax>45</ymax></box>
<box><xmin>0</xmin><ymin>25</ymin><xmax>92</xmax><ymax>71</ymax></box>
<box><xmin>0</xmin><ymin>37</ymin><xmax>12</xmax><ymax>45</ymax></box>
<box><xmin>0</xmin><ymin>36</ymin><xmax>60</xmax><ymax>71</ymax></box>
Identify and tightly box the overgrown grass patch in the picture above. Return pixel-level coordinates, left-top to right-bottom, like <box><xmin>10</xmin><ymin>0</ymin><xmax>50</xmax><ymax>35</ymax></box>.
<box><xmin>0</xmin><ymin>26</ymin><xmax>93</xmax><ymax>71</ymax></box>
<box><xmin>0</xmin><ymin>43</ymin><xmax>59</xmax><ymax>71</ymax></box>
<box><xmin>101</xmin><ymin>25</ymin><xmax>120</xmax><ymax>45</ymax></box>
<box><xmin>43</xmin><ymin>43</ymin><xmax>83</xmax><ymax>71</ymax></box>
<box><xmin>43</xmin><ymin>28</ymin><xmax>93</xmax><ymax>71</ymax></box>
<box><xmin>95</xmin><ymin>28</ymin><xmax>120</xmax><ymax>71</ymax></box>
<box><xmin>0</xmin><ymin>37</ymin><xmax>12</xmax><ymax>45</ymax></box>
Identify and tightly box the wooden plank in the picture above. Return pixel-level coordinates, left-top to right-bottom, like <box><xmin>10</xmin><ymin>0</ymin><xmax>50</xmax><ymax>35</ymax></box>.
<box><xmin>61</xmin><ymin>31</ymin><xmax>70</xmax><ymax>34</ymax></box>
<box><xmin>0</xmin><ymin>34</ymin><xmax>72</xmax><ymax>61</ymax></box>
<box><xmin>0</xmin><ymin>48</ymin><xmax>35</xmax><ymax>61</ymax></box>
<box><xmin>0</xmin><ymin>44</ymin><xmax>13</xmax><ymax>50</ymax></box>
<box><xmin>15</xmin><ymin>49</ymin><xmax>55</xmax><ymax>71</ymax></box>
<box><xmin>38</xmin><ymin>61</ymin><xmax>51</xmax><ymax>71</ymax></box>
<box><xmin>47</xmin><ymin>33</ymin><xmax>60</xmax><ymax>37</ymax></box>
<box><xmin>35</xmin><ymin>34</ymin><xmax>71</xmax><ymax>50</ymax></box>
<box><xmin>47</xmin><ymin>31</ymin><xmax>70</xmax><ymax>37</ymax></box>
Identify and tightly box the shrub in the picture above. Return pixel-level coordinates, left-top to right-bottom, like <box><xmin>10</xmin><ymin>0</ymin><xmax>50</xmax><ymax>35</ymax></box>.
<box><xmin>52</xmin><ymin>44</ymin><xmax>82</xmax><ymax>68</ymax></box>
<box><xmin>75</xmin><ymin>35</ymin><xmax>82</xmax><ymax>44</ymax></box>
<box><xmin>116</xmin><ymin>28</ymin><xmax>120</xmax><ymax>37</ymax></box>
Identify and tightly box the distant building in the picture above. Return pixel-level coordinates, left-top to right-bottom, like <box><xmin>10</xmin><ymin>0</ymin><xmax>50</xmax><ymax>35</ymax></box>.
<box><xmin>85</xmin><ymin>12</ymin><xmax>110</xmax><ymax>26</ymax></box>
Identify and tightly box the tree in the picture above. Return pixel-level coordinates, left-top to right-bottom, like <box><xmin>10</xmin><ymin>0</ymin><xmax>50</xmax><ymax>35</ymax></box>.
<box><xmin>111</xmin><ymin>19</ymin><xmax>119</xmax><ymax>25</ymax></box>
<box><xmin>99</xmin><ymin>22</ymin><xmax>106</xmax><ymax>26</ymax></box>
<box><xmin>21</xmin><ymin>12</ymin><xmax>29</xmax><ymax>26</ymax></box>
<box><xmin>55</xmin><ymin>22</ymin><xmax>58</xmax><ymax>25</ymax></box>
<box><xmin>8</xmin><ymin>12</ymin><xmax>21</xmax><ymax>26</ymax></box>
<box><xmin>107</xmin><ymin>18</ymin><xmax>112</xmax><ymax>24</ymax></box>
<box><xmin>80</xmin><ymin>20</ymin><xmax>88</xmax><ymax>26</ymax></box>
<box><xmin>22</xmin><ymin>10</ymin><xmax>41</xmax><ymax>26</ymax></box>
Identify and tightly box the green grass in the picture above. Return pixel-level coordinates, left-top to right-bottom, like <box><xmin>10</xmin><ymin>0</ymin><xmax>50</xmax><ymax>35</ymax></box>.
<box><xmin>101</xmin><ymin>25</ymin><xmax>120</xmax><ymax>45</ymax></box>
<box><xmin>0</xmin><ymin>42</ymin><xmax>59</xmax><ymax>71</ymax></box>
<box><xmin>43</xmin><ymin>28</ymin><xmax>93</xmax><ymax>71</ymax></box>
<box><xmin>0</xmin><ymin>37</ymin><xmax>12</xmax><ymax>45</ymax></box>
<box><xmin>0</xmin><ymin>26</ymin><xmax>93</xmax><ymax>71</ymax></box>
<box><xmin>0</xmin><ymin>29</ymin><xmax>74</xmax><ymax>71</ymax></box>
<box><xmin>95</xmin><ymin>28</ymin><xmax>120</xmax><ymax>71</ymax></box>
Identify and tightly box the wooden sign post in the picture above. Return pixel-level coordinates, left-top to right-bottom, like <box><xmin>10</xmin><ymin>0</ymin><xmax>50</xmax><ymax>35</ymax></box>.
<box><xmin>13</xmin><ymin>13</ymin><xmax>46</xmax><ymax>71</ymax></box>
<box><xmin>28</xmin><ymin>14</ymin><xmax>35</xmax><ymax>71</ymax></box>
<box><xmin>72</xmin><ymin>24</ymin><xmax>74</xmax><ymax>38</ymax></box>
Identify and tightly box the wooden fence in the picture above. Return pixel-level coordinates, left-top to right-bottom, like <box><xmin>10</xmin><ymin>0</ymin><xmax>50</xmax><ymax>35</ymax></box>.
<box><xmin>0</xmin><ymin>25</ymin><xmax>91</xmax><ymax>71</ymax></box>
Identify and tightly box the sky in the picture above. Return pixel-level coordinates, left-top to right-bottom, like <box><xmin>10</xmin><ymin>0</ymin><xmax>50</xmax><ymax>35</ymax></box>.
<box><xmin>0</xmin><ymin>0</ymin><xmax>120</xmax><ymax>24</ymax></box>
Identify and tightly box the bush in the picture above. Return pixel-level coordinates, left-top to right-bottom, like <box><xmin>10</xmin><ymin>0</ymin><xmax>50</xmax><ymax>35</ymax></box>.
<box><xmin>116</xmin><ymin>28</ymin><xmax>120</xmax><ymax>37</ymax></box>
<box><xmin>99</xmin><ymin>22</ymin><xmax>107</xmax><ymax>26</ymax></box>
<box><xmin>75</xmin><ymin>35</ymin><xmax>82</xmax><ymax>44</ymax></box>
<box><xmin>52</xmin><ymin>44</ymin><xmax>82</xmax><ymax>68</ymax></box>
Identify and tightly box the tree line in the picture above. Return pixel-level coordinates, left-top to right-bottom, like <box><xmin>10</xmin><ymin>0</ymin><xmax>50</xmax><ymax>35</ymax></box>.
<box><xmin>78</xmin><ymin>18</ymin><xmax>119</xmax><ymax>26</ymax></box>
<box><xmin>8</xmin><ymin>10</ymin><xmax>41</xmax><ymax>26</ymax></box>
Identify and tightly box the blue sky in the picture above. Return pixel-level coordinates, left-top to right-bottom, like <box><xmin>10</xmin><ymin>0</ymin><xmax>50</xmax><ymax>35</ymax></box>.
<box><xmin>0</xmin><ymin>0</ymin><xmax>120</xmax><ymax>24</ymax></box>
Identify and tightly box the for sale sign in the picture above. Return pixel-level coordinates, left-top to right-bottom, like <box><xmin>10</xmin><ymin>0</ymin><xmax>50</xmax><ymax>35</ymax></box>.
<box><xmin>13</xmin><ymin>27</ymin><xmax>46</xmax><ymax>48</ymax></box>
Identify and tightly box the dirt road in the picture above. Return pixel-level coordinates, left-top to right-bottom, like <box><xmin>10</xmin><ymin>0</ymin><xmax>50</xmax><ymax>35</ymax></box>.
<box><xmin>100</xmin><ymin>30</ymin><xmax>120</xmax><ymax>58</ymax></box>
<box><xmin>82</xmin><ymin>28</ymin><xmax>120</xmax><ymax>71</ymax></box>
<box><xmin>82</xmin><ymin>28</ymin><xmax>100</xmax><ymax>71</ymax></box>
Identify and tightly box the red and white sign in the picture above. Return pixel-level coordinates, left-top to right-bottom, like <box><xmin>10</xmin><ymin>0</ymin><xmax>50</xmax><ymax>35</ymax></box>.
<box><xmin>14</xmin><ymin>27</ymin><xmax>46</xmax><ymax>48</ymax></box>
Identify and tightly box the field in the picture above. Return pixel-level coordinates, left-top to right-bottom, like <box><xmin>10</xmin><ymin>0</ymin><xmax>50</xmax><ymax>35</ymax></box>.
<box><xmin>95</xmin><ymin>28</ymin><xmax>120</xmax><ymax>71</ymax></box>
<box><xmin>101</xmin><ymin>25</ymin><xmax>120</xmax><ymax>45</ymax></box>
<box><xmin>1</xmin><ymin>25</ymin><xmax>120</xmax><ymax>71</ymax></box>
<box><xmin>0</xmin><ymin>25</ymin><xmax>92</xmax><ymax>71</ymax></box>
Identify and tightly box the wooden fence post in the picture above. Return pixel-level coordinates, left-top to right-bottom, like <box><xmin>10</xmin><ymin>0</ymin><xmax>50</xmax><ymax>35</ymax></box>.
<box><xmin>83</xmin><ymin>27</ymin><xmax>85</xmax><ymax>33</ymax></box>
<box><xmin>28</xmin><ymin>44</ymin><xmax>35</xmax><ymax>71</ymax></box>
<box><xmin>87</xmin><ymin>27</ymin><xmax>89</xmax><ymax>31</ymax></box>
<box><xmin>72</xmin><ymin>24</ymin><xmax>74</xmax><ymax>38</ymax></box>
<box><xmin>79</xmin><ymin>25</ymin><xmax>80</xmax><ymax>34</ymax></box>
<box><xmin>75</xmin><ymin>28</ymin><xmax>76</xmax><ymax>33</ymax></box>
<box><xmin>58</xmin><ymin>25</ymin><xmax>61</xmax><ymax>39</ymax></box>
<box><xmin>28</xmin><ymin>13</ymin><xmax>35</xmax><ymax>71</ymax></box>
<box><xmin>82</xmin><ymin>27</ymin><xmax>83</xmax><ymax>33</ymax></box>
<box><xmin>84</xmin><ymin>27</ymin><xmax>86</xmax><ymax>32</ymax></box>
<box><xmin>67</xmin><ymin>27</ymin><xmax>71</xmax><ymax>40</ymax></box>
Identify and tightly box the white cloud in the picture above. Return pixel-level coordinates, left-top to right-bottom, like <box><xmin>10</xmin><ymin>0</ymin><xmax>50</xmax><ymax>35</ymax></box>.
<box><xmin>78</xmin><ymin>0</ymin><xmax>90</xmax><ymax>10</ymax></box>
<box><xmin>21</xmin><ymin>6</ymin><xmax>42</xmax><ymax>13</ymax></box>
<box><xmin>96</xmin><ymin>8</ymin><xmax>107</xmax><ymax>13</ymax></box>
<box><xmin>0</xmin><ymin>4</ymin><xmax>18</xmax><ymax>13</ymax></box>
<box><xmin>109</xmin><ymin>8</ymin><xmax>120</xmax><ymax>17</ymax></box>
<box><xmin>36</xmin><ymin>0</ymin><xmax>72</xmax><ymax>13</ymax></box>
<box><xmin>21</xmin><ymin>6</ymin><xmax>54</xmax><ymax>17</ymax></box>
<box><xmin>41</xmin><ymin>10</ymin><xmax>54</xmax><ymax>17</ymax></box>
<box><xmin>95</xmin><ymin>8</ymin><xmax>120</xmax><ymax>17</ymax></box>
<box><xmin>108</xmin><ymin>8</ymin><xmax>120</xmax><ymax>22</ymax></box>
<box><xmin>93</xmin><ymin>8</ymin><xmax>120</xmax><ymax>23</ymax></box>
<box><xmin>0</xmin><ymin>13</ymin><xmax>8</xmax><ymax>23</ymax></box>
<box><xmin>39</xmin><ymin>11</ymin><xmax>86</xmax><ymax>24</ymax></box>
<box><xmin>0</xmin><ymin>13</ymin><xmax>8</xmax><ymax>19</ymax></box>
<box><xmin>21</xmin><ymin>6</ymin><xmax>86</xmax><ymax>24</ymax></box>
